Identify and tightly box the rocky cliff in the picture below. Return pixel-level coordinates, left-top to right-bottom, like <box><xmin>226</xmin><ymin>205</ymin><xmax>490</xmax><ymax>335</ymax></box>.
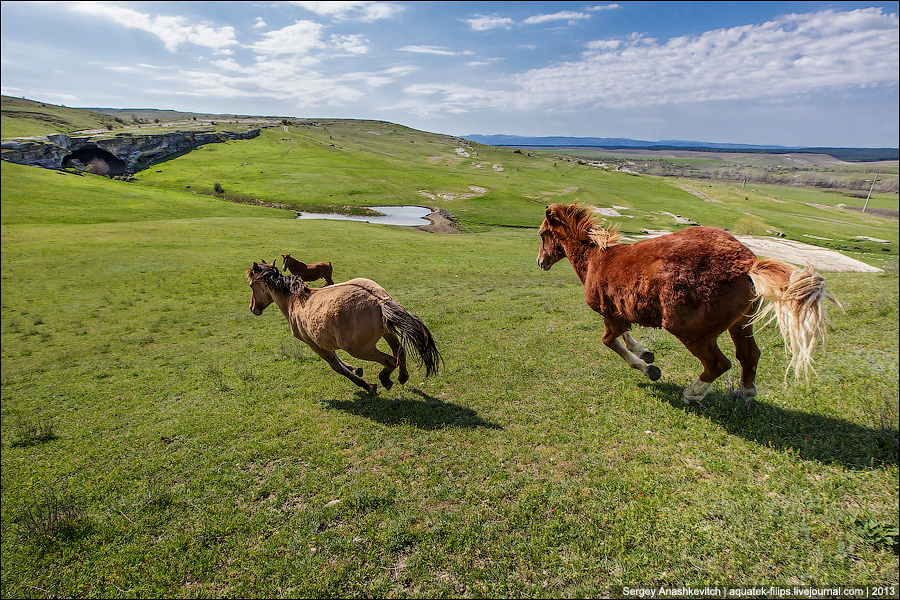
<box><xmin>1</xmin><ymin>128</ymin><xmax>261</xmax><ymax>174</ymax></box>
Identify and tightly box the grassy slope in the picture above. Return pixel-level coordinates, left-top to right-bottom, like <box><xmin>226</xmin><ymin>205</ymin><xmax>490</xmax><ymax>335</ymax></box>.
<box><xmin>1</xmin><ymin>96</ymin><xmax>119</xmax><ymax>138</ymax></box>
<box><xmin>2</xmin><ymin>154</ymin><xmax>898</xmax><ymax>597</ymax></box>
<box><xmin>134</xmin><ymin>122</ymin><xmax>898</xmax><ymax>268</ymax></box>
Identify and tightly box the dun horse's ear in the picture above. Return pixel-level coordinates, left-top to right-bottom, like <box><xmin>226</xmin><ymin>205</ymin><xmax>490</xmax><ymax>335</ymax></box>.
<box><xmin>253</xmin><ymin>262</ymin><xmax>260</xmax><ymax>269</ymax></box>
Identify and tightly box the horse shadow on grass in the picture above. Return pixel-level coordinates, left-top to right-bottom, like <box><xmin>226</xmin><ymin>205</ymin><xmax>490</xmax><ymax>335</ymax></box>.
<box><xmin>322</xmin><ymin>388</ymin><xmax>503</xmax><ymax>431</ymax></box>
<box><xmin>641</xmin><ymin>381</ymin><xmax>898</xmax><ymax>470</ymax></box>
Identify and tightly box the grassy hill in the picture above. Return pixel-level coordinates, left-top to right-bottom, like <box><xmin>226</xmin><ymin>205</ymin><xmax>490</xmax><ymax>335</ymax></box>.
<box><xmin>131</xmin><ymin>119</ymin><xmax>898</xmax><ymax>268</ymax></box>
<box><xmin>1</xmin><ymin>96</ymin><xmax>121</xmax><ymax>138</ymax></box>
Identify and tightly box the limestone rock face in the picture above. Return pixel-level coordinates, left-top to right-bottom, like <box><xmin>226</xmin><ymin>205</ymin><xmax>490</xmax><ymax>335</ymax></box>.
<box><xmin>1</xmin><ymin>128</ymin><xmax>261</xmax><ymax>173</ymax></box>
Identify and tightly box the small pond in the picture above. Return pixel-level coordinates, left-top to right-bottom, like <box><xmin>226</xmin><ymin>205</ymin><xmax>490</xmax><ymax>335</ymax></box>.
<box><xmin>296</xmin><ymin>205</ymin><xmax>432</xmax><ymax>226</ymax></box>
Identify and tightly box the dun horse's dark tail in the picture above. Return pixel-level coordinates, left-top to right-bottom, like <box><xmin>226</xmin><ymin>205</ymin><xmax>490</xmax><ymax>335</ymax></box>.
<box><xmin>747</xmin><ymin>258</ymin><xmax>842</xmax><ymax>380</ymax></box>
<box><xmin>381</xmin><ymin>301</ymin><xmax>442</xmax><ymax>377</ymax></box>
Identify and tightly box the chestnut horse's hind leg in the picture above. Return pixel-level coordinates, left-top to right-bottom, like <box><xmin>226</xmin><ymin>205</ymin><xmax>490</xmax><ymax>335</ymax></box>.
<box><xmin>602</xmin><ymin>318</ymin><xmax>661</xmax><ymax>381</ymax></box>
<box><xmin>680</xmin><ymin>337</ymin><xmax>732</xmax><ymax>404</ymax></box>
<box><xmin>728</xmin><ymin>315</ymin><xmax>760</xmax><ymax>398</ymax></box>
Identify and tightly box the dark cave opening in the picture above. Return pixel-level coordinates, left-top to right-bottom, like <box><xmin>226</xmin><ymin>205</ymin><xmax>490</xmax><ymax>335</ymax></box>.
<box><xmin>62</xmin><ymin>147</ymin><xmax>128</xmax><ymax>175</ymax></box>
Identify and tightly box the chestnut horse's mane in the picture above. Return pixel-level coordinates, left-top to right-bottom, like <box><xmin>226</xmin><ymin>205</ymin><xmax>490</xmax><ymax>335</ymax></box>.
<box><xmin>550</xmin><ymin>202</ymin><xmax>622</xmax><ymax>250</ymax></box>
<box><xmin>247</xmin><ymin>262</ymin><xmax>309</xmax><ymax>297</ymax></box>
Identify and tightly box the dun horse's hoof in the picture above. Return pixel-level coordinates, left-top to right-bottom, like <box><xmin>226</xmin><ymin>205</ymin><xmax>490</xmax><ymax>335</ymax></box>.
<box><xmin>640</xmin><ymin>351</ymin><xmax>655</xmax><ymax>364</ymax></box>
<box><xmin>646</xmin><ymin>365</ymin><xmax>662</xmax><ymax>381</ymax></box>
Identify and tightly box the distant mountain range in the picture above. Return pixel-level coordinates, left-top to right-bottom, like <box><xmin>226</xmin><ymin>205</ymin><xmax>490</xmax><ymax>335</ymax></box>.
<box><xmin>462</xmin><ymin>134</ymin><xmax>898</xmax><ymax>162</ymax></box>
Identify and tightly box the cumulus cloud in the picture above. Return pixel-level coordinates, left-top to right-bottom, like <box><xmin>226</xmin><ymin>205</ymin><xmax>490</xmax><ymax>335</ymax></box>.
<box><xmin>249</xmin><ymin>20</ymin><xmax>326</xmax><ymax>56</ymax></box>
<box><xmin>70</xmin><ymin>2</ymin><xmax>238</xmax><ymax>52</ymax></box>
<box><xmin>465</xmin><ymin>15</ymin><xmax>514</xmax><ymax>31</ymax></box>
<box><xmin>512</xmin><ymin>8</ymin><xmax>899</xmax><ymax>109</ymax></box>
<box><xmin>522</xmin><ymin>11</ymin><xmax>591</xmax><ymax>25</ymax></box>
<box><xmin>289</xmin><ymin>1</ymin><xmax>403</xmax><ymax>22</ymax></box>
<box><xmin>396</xmin><ymin>7</ymin><xmax>898</xmax><ymax>122</ymax></box>
<box><xmin>399</xmin><ymin>45</ymin><xmax>472</xmax><ymax>56</ymax></box>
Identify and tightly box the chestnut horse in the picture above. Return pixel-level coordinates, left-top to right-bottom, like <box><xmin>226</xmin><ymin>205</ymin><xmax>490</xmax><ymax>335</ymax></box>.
<box><xmin>282</xmin><ymin>254</ymin><xmax>334</xmax><ymax>286</ymax></box>
<box><xmin>247</xmin><ymin>260</ymin><xmax>441</xmax><ymax>393</ymax></box>
<box><xmin>537</xmin><ymin>203</ymin><xmax>839</xmax><ymax>403</ymax></box>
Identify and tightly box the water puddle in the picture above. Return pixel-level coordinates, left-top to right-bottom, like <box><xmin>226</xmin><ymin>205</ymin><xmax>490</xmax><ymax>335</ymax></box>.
<box><xmin>296</xmin><ymin>205</ymin><xmax>432</xmax><ymax>226</ymax></box>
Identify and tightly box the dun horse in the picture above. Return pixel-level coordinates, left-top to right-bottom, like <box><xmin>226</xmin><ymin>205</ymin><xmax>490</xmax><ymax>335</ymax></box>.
<box><xmin>248</xmin><ymin>260</ymin><xmax>441</xmax><ymax>393</ymax></box>
<box><xmin>536</xmin><ymin>203</ymin><xmax>839</xmax><ymax>403</ymax></box>
<box><xmin>282</xmin><ymin>254</ymin><xmax>334</xmax><ymax>286</ymax></box>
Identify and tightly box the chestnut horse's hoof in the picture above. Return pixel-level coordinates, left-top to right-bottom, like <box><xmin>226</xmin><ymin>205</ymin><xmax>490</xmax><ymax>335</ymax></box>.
<box><xmin>379</xmin><ymin>375</ymin><xmax>394</xmax><ymax>390</ymax></box>
<box><xmin>640</xmin><ymin>351</ymin><xmax>655</xmax><ymax>364</ymax></box>
<box><xmin>646</xmin><ymin>365</ymin><xmax>662</xmax><ymax>381</ymax></box>
<box><xmin>354</xmin><ymin>367</ymin><xmax>363</xmax><ymax>377</ymax></box>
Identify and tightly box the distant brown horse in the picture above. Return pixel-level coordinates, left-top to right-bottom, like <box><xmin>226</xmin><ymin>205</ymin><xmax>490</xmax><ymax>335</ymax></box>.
<box><xmin>537</xmin><ymin>202</ymin><xmax>839</xmax><ymax>403</ymax></box>
<box><xmin>282</xmin><ymin>254</ymin><xmax>334</xmax><ymax>286</ymax></box>
<box><xmin>248</xmin><ymin>260</ymin><xmax>441</xmax><ymax>393</ymax></box>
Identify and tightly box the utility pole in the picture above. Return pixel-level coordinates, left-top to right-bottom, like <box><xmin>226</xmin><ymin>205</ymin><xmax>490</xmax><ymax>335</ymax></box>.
<box><xmin>863</xmin><ymin>175</ymin><xmax>877</xmax><ymax>213</ymax></box>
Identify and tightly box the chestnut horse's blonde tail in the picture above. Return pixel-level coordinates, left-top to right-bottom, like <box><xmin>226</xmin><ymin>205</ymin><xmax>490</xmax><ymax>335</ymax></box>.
<box><xmin>747</xmin><ymin>259</ymin><xmax>842</xmax><ymax>380</ymax></box>
<box><xmin>381</xmin><ymin>301</ymin><xmax>442</xmax><ymax>377</ymax></box>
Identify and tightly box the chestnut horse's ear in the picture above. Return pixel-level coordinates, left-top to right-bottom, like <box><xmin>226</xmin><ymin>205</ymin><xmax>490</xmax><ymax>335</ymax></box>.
<box><xmin>545</xmin><ymin>205</ymin><xmax>560</xmax><ymax>225</ymax></box>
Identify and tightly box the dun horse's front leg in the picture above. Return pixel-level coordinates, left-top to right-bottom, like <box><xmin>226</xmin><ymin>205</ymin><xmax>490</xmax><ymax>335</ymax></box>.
<box><xmin>602</xmin><ymin>320</ymin><xmax>661</xmax><ymax>381</ymax></box>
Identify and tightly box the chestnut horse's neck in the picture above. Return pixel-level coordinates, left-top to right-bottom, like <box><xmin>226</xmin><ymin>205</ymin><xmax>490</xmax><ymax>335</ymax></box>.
<box><xmin>561</xmin><ymin>236</ymin><xmax>601</xmax><ymax>285</ymax></box>
<box><xmin>284</xmin><ymin>255</ymin><xmax>303</xmax><ymax>269</ymax></box>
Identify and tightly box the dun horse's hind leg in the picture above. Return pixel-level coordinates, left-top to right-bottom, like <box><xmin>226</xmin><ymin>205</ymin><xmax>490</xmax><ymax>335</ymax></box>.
<box><xmin>728</xmin><ymin>316</ymin><xmax>760</xmax><ymax>398</ymax></box>
<box><xmin>346</xmin><ymin>344</ymin><xmax>400</xmax><ymax>391</ymax></box>
<box><xmin>680</xmin><ymin>337</ymin><xmax>732</xmax><ymax>404</ymax></box>
<box><xmin>603</xmin><ymin>319</ymin><xmax>661</xmax><ymax>381</ymax></box>
<box><xmin>382</xmin><ymin>330</ymin><xmax>409</xmax><ymax>384</ymax></box>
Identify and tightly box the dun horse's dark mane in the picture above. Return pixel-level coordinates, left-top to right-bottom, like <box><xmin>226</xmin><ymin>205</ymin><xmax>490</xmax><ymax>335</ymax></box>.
<box><xmin>551</xmin><ymin>202</ymin><xmax>622</xmax><ymax>250</ymax></box>
<box><xmin>247</xmin><ymin>263</ymin><xmax>309</xmax><ymax>297</ymax></box>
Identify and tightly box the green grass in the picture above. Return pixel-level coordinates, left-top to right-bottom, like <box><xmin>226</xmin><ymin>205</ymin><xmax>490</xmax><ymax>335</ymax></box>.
<box><xmin>2</xmin><ymin>143</ymin><xmax>898</xmax><ymax>597</ymax></box>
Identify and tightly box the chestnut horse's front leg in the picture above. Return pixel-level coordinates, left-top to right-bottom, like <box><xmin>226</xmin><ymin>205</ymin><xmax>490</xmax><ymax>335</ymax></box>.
<box><xmin>602</xmin><ymin>317</ymin><xmax>661</xmax><ymax>381</ymax></box>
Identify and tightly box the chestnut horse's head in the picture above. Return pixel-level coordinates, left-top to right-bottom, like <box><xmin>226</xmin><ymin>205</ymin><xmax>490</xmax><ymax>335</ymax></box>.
<box><xmin>247</xmin><ymin>260</ymin><xmax>279</xmax><ymax>315</ymax></box>
<box><xmin>537</xmin><ymin>203</ymin><xmax>622</xmax><ymax>271</ymax></box>
<box><xmin>537</xmin><ymin>204</ymin><xmax>570</xmax><ymax>271</ymax></box>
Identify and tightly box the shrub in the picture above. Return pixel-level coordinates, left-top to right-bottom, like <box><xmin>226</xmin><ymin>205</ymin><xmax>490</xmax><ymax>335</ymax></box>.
<box><xmin>213</xmin><ymin>182</ymin><xmax>225</xmax><ymax>194</ymax></box>
<box><xmin>85</xmin><ymin>158</ymin><xmax>110</xmax><ymax>177</ymax></box>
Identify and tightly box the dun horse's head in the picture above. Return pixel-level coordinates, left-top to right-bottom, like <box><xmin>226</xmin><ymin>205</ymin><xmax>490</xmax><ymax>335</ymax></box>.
<box><xmin>537</xmin><ymin>205</ymin><xmax>567</xmax><ymax>271</ymax></box>
<box><xmin>247</xmin><ymin>260</ymin><xmax>277</xmax><ymax>315</ymax></box>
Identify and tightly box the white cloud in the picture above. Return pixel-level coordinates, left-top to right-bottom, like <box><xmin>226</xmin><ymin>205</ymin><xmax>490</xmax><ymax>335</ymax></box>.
<box><xmin>399</xmin><ymin>45</ymin><xmax>458</xmax><ymax>56</ymax></box>
<box><xmin>465</xmin><ymin>15</ymin><xmax>514</xmax><ymax>31</ymax></box>
<box><xmin>289</xmin><ymin>1</ymin><xmax>403</xmax><ymax>22</ymax></box>
<box><xmin>249</xmin><ymin>20</ymin><xmax>325</xmax><ymax>56</ymax></box>
<box><xmin>253</xmin><ymin>17</ymin><xmax>267</xmax><ymax>29</ymax></box>
<box><xmin>589</xmin><ymin>4</ymin><xmax>620</xmax><ymax>11</ymax></box>
<box><xmin>511</xmin><ymin>8</ymin><xmax>899</xmax><ymax>109</ymax></box>
<box><xmin>522</xmin><ymin>11</ymin><xmax>590</xmax><ymax>25</ymax></box>
<box><xmin>70</xmin><ymin>2</ymin><xmax>238</xmax><ymax>52</ymax></box>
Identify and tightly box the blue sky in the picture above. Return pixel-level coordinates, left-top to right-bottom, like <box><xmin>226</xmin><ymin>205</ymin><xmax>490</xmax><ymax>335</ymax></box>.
<box><xmin>1</xmin><ymin>1</ymin><xmax>898</xmax><ymax>147</ymax></box>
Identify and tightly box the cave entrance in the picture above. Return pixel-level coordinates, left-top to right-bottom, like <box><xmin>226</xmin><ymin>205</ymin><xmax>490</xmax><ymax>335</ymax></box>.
<box><xmin>62</xmin><ymin>147</ymin><xmax>128</xmax><ymax>175</ymax></box>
